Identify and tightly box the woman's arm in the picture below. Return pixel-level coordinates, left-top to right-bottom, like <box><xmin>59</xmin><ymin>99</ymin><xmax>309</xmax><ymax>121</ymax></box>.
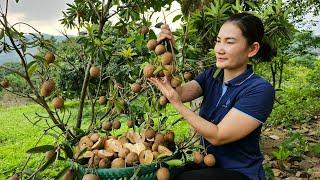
<box><xmin>148</xmin><ymin>77</ymin><xmax>261</xmax><ymax>146</ymax></box>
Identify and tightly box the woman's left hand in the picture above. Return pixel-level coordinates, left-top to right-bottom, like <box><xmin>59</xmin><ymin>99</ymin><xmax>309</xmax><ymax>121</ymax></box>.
<box><xmin>148</xmin><ymin>77</ymin><xmax>182</xmax><ymax>106</ymax></box>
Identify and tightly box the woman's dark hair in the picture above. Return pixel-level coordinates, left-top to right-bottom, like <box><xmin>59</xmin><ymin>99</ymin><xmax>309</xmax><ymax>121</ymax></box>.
<box><xmin>225</xmin><ymin>12</ymin><xmax>276</xmax><ymax>62</ymax></box>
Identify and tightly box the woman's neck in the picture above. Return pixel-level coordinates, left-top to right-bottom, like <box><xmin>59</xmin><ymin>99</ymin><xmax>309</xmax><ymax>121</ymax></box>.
<box><xmin>223</xmin><ymin>64</ymin><xmax>248</xmax><ymax>82</ymax></box>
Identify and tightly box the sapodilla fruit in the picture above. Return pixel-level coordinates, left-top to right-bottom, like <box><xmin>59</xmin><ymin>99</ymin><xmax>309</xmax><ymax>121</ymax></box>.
<box><xmin>139</xmin><ymin>149</ymin><xmax>153</xmax><ymax>164</ymax></box>
<box><xmin>131</xmin><ymin>83</ymin><xmax>142</xmax><ymax>93</ymax></box>
<box><xmin>126</xmin><ymin>152</ymin><xmax>139</xmax><ymax>166</ymax></box>
<box><xmin>45</xmin><ymin>51</ymin><xmax>55</xmax><ymax>64</ymax></box>
<box><xmin>159</xmin><ymin>96</ymin><xmax>168</xmax><ymax>106</ymax></box>
<box><xmin>139</xmin><ymin>26</ymin><xmax>149</xmax><ymax>35</ymax></box>
<box><xmin>45</xmin><ymin>149</ymin><xmax>56</xmax><ymax>161</ymax></box>
<box><xmin>154</xmin><ymin>44</ymin><xmax>166</xmax><ymax>55</ymax></box>
<box><xmin>82</xmin><ymin>174</ymin><xmax>100</xmax><ymax>180</ymax></box>
<box><xmin>90</xmin><ymin>66</ymin><xmax>100</xmax><ymax>78</ymax></box>
<box><xmin>98</xmin><ymin>96</ymin><xmax>106</xmax><ymax>105</ymax></box>
<box><xmin>52</xmin><ymin>97</ymin><xmax>64</xmax><ymax>109</ymax></box>
<box><xmin>118</xmin><ymin>148</ymin><xmax>130</xmax><ymax>159</ymax></box>
<box><xmin>192</xmin><ymin>151</ymin><xmax>204</xmax><ymax>164</ymax></box>
<box><xmin>40</xmin><ymin>79</ymin><xmax>55</xmax><ymax>97</ymax></box>
<box><xmin>183</xmin><ymin>72</ymin><xmax>193</xmax><ymax>81</ymax></box>
<box><xmin>8</xmin><ymin>174</ymin><xmax>19</xmax><ymax>180</ymax></box>
<box><xmin>163</xmin><ymin>65</ymin><xmax>173</xmax><ymax>77</ymax></box>
<box><xmin>156</xmin><ymin>167</ymin><xmax>170</xmax><ymax>180</ymax></box>
<box><xmin>147</xmin><ymin>39</ymin><xmax>158</xmax><ymax>50</ymax></box>
<box><xmin>112</xmin><ymin>120</ymin><xmax>121</xmax><ymax>129</ymax></box>
<box><xmin>145</xmin><ymin>128</ymin><xmax>156</xmax><ymax>139</ymax></box>
<box><xmin>204</xmin><ymin>154</ymin><xmax>216</xmax><ymax>167</ymax></box>
<box><xmin>62</xmin><ymin>169</ymin><xmax>74</xmax><ymax>180</ymax></box>
<box><xmin>155</xmin><ymin>133</ymin><xmax>165</xmax><ymax>144</ymax></box>
<box><xmin>0</xmin><ymin>79</ymin><xmax>9</xmax><ymax>88</ymax></box>
<box><xmin>161</xmin><ymin>52</ymin><xmax>173</xmax><ymax>65</ymax></box>
<box><xmin>102</xmin><ymin>121</ymin><xmax>112</xmax><ymax>131</ymax></box>
<box><xmin>164</xmin><ymin>131</ymin><xmax>175</xmax><ymax>142</ymax></box>
<box><xmin>171</xmin><ymin>76</ymin><xmax>182</xmax><ymax>88</ymax></box>
<box><xmin>161</xmin><ymin>24</ymin><xmax>170</xmax><ymax>30</ymax></box>
<box><xmin>127</xmin><ymin>120</ymin><xmax>135</xmax><ymax>128</ymax></box>
<box><xmin>111</xmin><ymin>158</ymin><xmax>125</xmax><ymax>168</ymax></box>
<box><xmin>143</xmin><ymin>64</ymin><xmax>155</xmax><ymax>78</ymax></box>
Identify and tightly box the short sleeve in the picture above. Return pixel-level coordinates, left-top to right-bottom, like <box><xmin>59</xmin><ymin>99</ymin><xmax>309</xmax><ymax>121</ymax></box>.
<box><xmin>233</xmin><ymin>82</ymin><xmax>275</xmax><ymax>123</ymax></box>
<box><xmin>194</xmin><ymin>68</ymin><xmax>213</xmax><ymax>91</ymax></box>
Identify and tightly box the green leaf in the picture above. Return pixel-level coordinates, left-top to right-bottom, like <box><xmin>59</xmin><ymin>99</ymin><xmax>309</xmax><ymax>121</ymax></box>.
<box><xmin>173</xmin><ymin>14</ymin><xmax>182</xmax><ymax>22</ymax></box>
<box><xmin>27</xmin><ymin>61</ymin><xmax>38</xmax><ymax>77</ymax></box>
<box><xmin>26</xmin><ymin>145</ymin><xmax>55</xmax><ymax>154</ymax></box>
<box><xmin>126</xmin><ymin>36</ymin><xmax>135</xmax><ymax>44</ymax></box>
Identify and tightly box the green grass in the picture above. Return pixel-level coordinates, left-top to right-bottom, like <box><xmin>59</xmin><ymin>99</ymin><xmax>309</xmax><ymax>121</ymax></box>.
<box><xmin>0</xmin><ymin>101</ymin><xmax>191</xmax><ymax>179</ymax></box>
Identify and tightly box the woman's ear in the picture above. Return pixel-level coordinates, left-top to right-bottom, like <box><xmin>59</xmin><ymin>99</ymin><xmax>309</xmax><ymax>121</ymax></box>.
<box><xmin>248</xmin><ymin>42</ymin><xmax>260</xmax><ymax>58</ymax></box>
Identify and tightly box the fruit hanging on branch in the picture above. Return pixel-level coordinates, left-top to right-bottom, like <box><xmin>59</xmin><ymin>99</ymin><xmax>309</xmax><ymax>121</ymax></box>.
<box><xmin>147</xmin><ymin>39</ymin><xmax>158</xmax><ymax>50</ymax></box>
<box><xmin>156</xmin><ymin>167</ymin><xmax>170</xmax><ymax>180</ymax></box>
<box><xmin>52</xmin><ymin>97</ymin><xmax>64</xmax><ymax>109</ymax></box>
<box><xmin>143</xmin><ymin>64</ymin><xmax>155</xmax><ymax>78</ymax></box>
<box><xmin>44</xmin><ymin>51</ymin><xmax>55</xmax><ymax>64</ymax></box>
<box><xmin>139</xmin><ymin>26</ymin><xmax>149</xmax><ymax>35</ymax></box>
<box><xmin>90</xmin><ymin>66</ymin><xmax>101</xmax><ymax>78</ymax></box>
<box><xmin>40</xmin><ymin>79</ymin><xmax>55</xmax><ymax>97</ymax></box>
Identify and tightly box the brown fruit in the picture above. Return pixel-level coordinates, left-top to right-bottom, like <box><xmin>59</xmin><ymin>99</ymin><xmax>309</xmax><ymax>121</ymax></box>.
<box><xmin>82</xmin><ymin>174</ymin><xmax>99</xmax><ymax>180</ymax></box>
<box><xmin>154</xmin><ymin>44</ymin><xmax>166</xmax><ymax>55</ymax></box>
<box><xmin>126</xmin><ymin>152</ymin><xmax>139</xmax><ymax>166</ymax></box>
<box><xmin>163</xmin><ymin>65</ymin><xmax>173</xmax><ymax>77</ymax></box>
<box><xmin>158</xmin><ymin>145</ymin><xmax>173</xmax><ymax>156</ymax></box>
<box><xmin>145</xmin><ymin>128</ymin><xmax>156</xmax><ymax>139</ymax></box>
<box><xmin>97</xmin><ymin>150</ymin><xmax>113</xmax><ymax>159</ymax></box>
<box><xmin>159</xmin><ymin>96</ymin><xmax>168</xmax><ymax>106</ymax></box>
<box><xmin>204</xmin><ymin>154</ymin><xmax>216</xmax><ymax>167</ymax></box>
<box><xmin>183</xmin><ymin>72</ymin><xmax>193</xmax><ymax>81</ymax></box>
<box><xmin>192</xmin><ymin>151</ymin><xmax>204</xmax><ymax>164</ymax></box>
<box><xmin>98</xmin><ymin>159</ymin><xmax>107</xmax><ymax>168</ymax></box>
<box><xmin>139</xmin><ymin>149</ymin><xmax>153</xmax><ymax>164</ymax></box>
<box><xmin>40</xmin><ymin>79</ymin><xmax>55</xmax><ymax>97</ymax></box>
<box><xmin>160</xmin><ymin>24</ymin><xmax>170</xmax><ymax>30</ymax></box>
<box><xmin>139</xmin><ymin>26</ymin><xmax>149</xmax><ymax>35</ymax></box>
<box><xmin>92</xmin><ymin>137</ymin><xmax>104</xmax><ymax>150</ymax></box>
<box><xmin>114</xmin><ymin>83</ymin><xmax>124</xmax><ymax>89</ymax></box>
<box><xmin>0</xmin><ymin>79</ymin><xmax>9</xmax><ymax>88</ymax></box>
<box><xmin>143</xmin><ymin>64</ymin><xmax>155</xmax><ymax>78</ymax></box>
<box><xmin>152</xmin><ymin>151</ymin><xmax>159</xmax><ymax>159</ymax></box>
<box><xmin>90</xmin><ymin>133</ymin><xmax>100</xmax><ymax>143</ymax></box>
<box><xmin>52</xmin><ymin>97</ymin><xmax>64</xmax><ymax>109</ymax></box>
<box><xmin>99</xmin><ymin>96</ymin><xmax>107</xmax><ymax>105</ymax></box>
<box><xmin>111</xmin><ymin>158</ymin><xmax>125</xmax><ymax>168</ymax></box>
<box><xmin>147</xmin><ymin>39</ymin><xmax>158</xmax><ymax>50</ymax></box>
<box><xmin>90</xmin><ymin>66</ymin><xmax>101</xmax><ymax>78</ymax></box>
<box><xmin>156</xmin><ymin>167</ymin><xmax>170</xmax><ymax>180</ymax></box>
<box><xmin>118</xmin><ymin>148</ymin><xmax>130</xmax><ymax>159</ymax></box>
<box><xmin>118</xmin><ymin>136</ymin><xmax>129</xmax><ymax>145</ymax></box>
<box><xmin>45</xmin><ymin>51</ymin><xmax>55</xmax><ymax>64</ymax></box>
<box><xmin>161</xmin><ymin>52</ymin><xmax>173</xmax><ymax>65</ymax></box>
<box><xmin>164</xmin><ymin>131</ymin><xmax>175</xmax><ymax>142</ymax></box>
<box><xmin>62</xmin><ymin>169</ymin><xmax>73</xmax><ymax>180</ymax></box>
<box><xmin>102</xmin><ymin>121</ymin><xmax>112</xmax><ymax>131</ymax></box>
<box><xmin>171</xmin><ymin>76</ymin><xmax>182</xmax><ymax>88</ymax></box>
<box><xmin>127</xmin><ymin>120</ymin><xmax>135</xmax><ymax>128</ymax></box>
<box><xmin>8</xmin><ymin>174</ymin><xmax>19</xmax><ymax>180</ymax></box>
<box><xmin>152</xmin><ymin>143</ymin><xmax>159</xmax><ymax>152</ymax></box>
<box><xmin>112</xmin><ymin>120</ymin><xmax>121</xmax><ymax>129</ymax></box>
<box><xmin>155</xmin><ymin>133</ymin><xmax>165</xmax><ymax>144</ymax></box>
<box><xmin>131</xmin><ymin>83</ymin><xmax>142</xmax><ymax>93</ymax></box>
<box><xmin>45</xmin><ymin>150</ymin><xmax>56</xmax><ymax>161</ymax></box>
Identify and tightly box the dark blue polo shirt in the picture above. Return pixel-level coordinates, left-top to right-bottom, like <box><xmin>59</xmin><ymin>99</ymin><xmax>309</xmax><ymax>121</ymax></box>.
<box><xmin>194</xmin><ymin>65</ymin><xmax>275</xmax><ymax>180</ymax></box>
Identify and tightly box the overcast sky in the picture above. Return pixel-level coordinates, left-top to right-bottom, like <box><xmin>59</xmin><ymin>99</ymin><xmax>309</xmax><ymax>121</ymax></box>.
<box><xmin>1</xmin><ymin>0</ymin><xmax>319</xmax><ymax>36</ymax></box>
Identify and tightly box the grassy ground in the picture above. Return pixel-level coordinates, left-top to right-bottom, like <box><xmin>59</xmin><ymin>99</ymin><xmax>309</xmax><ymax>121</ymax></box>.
<box><xmin>0</xmin><ymin>100</ymin><xmax>191</xmax><ymax>179</ymax></box>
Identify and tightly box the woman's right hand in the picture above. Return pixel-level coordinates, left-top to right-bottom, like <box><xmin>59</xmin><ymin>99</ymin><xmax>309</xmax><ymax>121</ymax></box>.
<box><xmin>157</xmin><ymin>24</ymin><xmax>176</xmax><ymax>46</ymax></box>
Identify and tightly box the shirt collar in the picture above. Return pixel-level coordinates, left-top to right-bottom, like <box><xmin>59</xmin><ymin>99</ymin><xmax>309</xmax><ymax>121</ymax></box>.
<box><xmin>218</xmin><ymin>64</ymin><xmax>254</xmax><ymax>87</ymax></box>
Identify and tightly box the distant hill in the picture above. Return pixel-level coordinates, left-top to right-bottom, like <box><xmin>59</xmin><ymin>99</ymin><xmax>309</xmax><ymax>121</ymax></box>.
<box><xmin>0</xmin><ymin>34</ymin><xmax>67</xmax><ymax>64</ymax></box>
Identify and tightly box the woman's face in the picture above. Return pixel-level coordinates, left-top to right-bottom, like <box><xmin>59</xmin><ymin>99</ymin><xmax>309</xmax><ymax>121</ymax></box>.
<box><xmin>214</xmin><ymin>22</ymin><xmax>255</xmax><ymax>70</ymax></box>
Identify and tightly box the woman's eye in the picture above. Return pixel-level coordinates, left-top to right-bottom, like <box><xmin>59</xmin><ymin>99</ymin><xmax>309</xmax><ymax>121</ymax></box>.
<box><xmin>215</xmin><ymin>40</ymin><xmax>220</xmax><ymax>43</ymax></box>
<box><xmin>227</xmin><ymin>41</ymin><xmax>235</xmax><ymax>44</ymax></box>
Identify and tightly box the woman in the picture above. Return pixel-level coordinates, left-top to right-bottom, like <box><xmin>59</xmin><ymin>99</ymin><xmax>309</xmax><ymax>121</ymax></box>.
<box><xmin>149</xmin><ymin>13</ymin><xmax>275</xmax><ymax>180</ymax></box>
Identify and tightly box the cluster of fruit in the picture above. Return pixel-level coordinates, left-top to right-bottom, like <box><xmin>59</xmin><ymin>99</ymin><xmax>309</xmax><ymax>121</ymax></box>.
<box><xmin>68</xmin><ymin>127</ymin><xmax>175</xmax><ymax>179</ymax></box>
